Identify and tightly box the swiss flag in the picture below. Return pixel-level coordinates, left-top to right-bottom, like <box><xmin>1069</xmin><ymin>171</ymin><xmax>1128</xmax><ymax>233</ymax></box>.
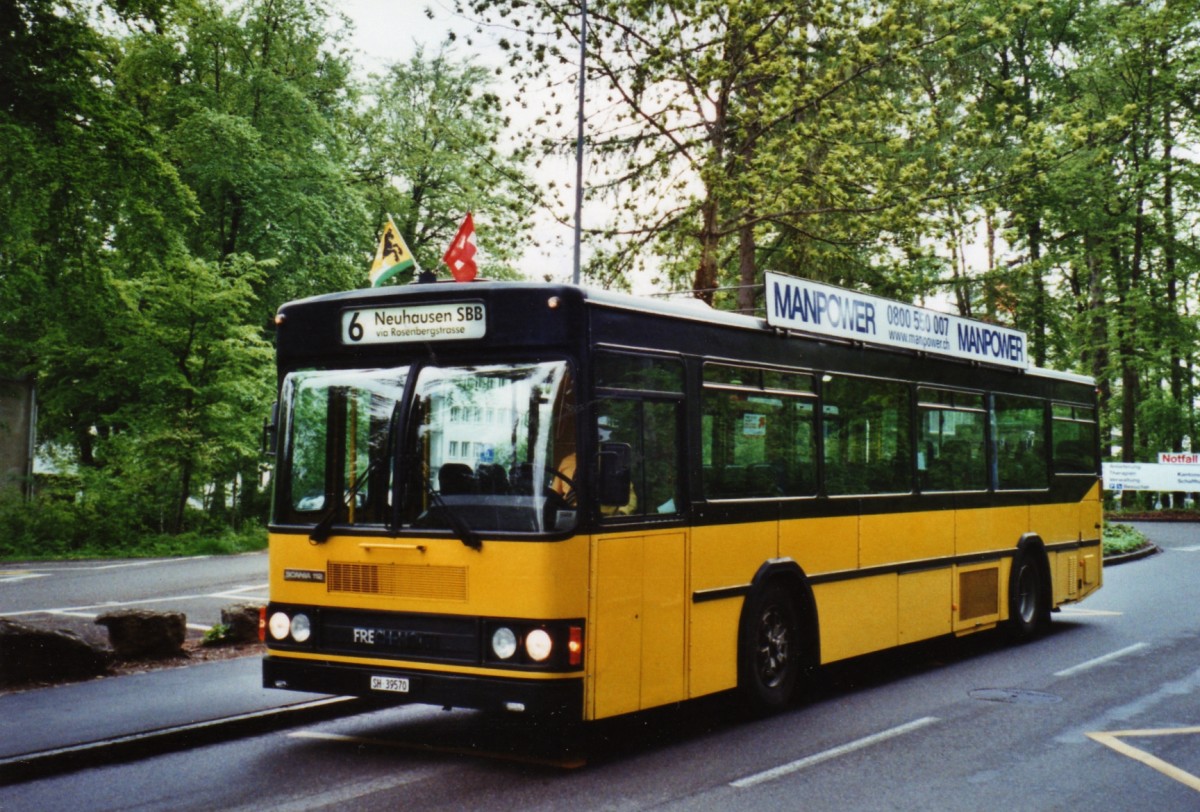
<box><xmin>443</xmin><ymin>213</ymin><xmax>478</xmax><ymax>282</ymax></box>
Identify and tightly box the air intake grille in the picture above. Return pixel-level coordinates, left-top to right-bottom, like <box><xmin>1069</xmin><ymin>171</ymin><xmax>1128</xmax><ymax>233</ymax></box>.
<box><xmin>327</xmin><ymin>562</ymin><xmax>468</xmax><ymax>601</ymax></box>
<box><xmin>959</xmin><ymin>568</ymin><xmax>998</xmax><ymax>621</ymax></box>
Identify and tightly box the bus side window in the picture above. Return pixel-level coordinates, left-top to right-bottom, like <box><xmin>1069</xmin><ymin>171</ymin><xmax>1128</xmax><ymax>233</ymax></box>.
<box><xmin>918</xmin><ymin>388</ymin><xmax>987</xmax><ymax>492</ymax></box>
<box><xmin>596</xmin><ymin>399</ymin><xmax>681</xmax><ymax>517</ymax></box>
<box><xmin>994</xmin><ymin>394</ymin><xmax>1049</xmax><ymax>489</ymax></box>
<box><xmin>700</xmin><ymin>364</ymin><xmax>816</xmax><ymax>500</ymax></box>
<box><xmin>1051</xmin><ymin>404</ymin><xmax>1097</xmax><ymax>474</ymax></box>
<box><xmin>822</xmin><ymin>375</ymin><xmax>911</xmax><ymax>496</ymax></box>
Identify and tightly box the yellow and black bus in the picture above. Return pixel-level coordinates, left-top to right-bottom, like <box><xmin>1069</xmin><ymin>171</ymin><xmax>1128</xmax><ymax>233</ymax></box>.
<box><xmin>262</xmin><ymin>275</ymin><xmax>1102</xmax><ymax>719</ymax></box>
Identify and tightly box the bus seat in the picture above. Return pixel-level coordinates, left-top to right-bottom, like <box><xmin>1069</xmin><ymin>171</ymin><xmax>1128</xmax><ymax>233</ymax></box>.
<box><xmin>748</xmin><ymin>463</ymin><xmax>782</xmax><ymax>496</ymax></box>
<box><xmin>1054</xmin><ymin>440</ymin><xmax>1090</xmax><ymax>473</ymax></box>
<box><xmin>509</xmin><ymin>463</ymin><xmax>534</xmax><ymax>494</ymax></box>
<box><xmin>476</xmin><ymin>463</ymin><xmax>509</xmax><ymax>494</ymax></box>
<box><xmin>439</xmin><ymin>463</ymin><xmax>476</xmax><ymax>494</ymax></box>
<box><xmin>721</xmin><ymin>465</ymin><xmax>747</xmax><ymax>497</ymax></box>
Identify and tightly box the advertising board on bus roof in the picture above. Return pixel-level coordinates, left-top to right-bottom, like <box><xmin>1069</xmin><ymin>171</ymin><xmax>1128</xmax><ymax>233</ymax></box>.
<box><xmin>765</xmin><ymin>272</ymin><xmax>1029</xmax><ymax>371</ymax></box>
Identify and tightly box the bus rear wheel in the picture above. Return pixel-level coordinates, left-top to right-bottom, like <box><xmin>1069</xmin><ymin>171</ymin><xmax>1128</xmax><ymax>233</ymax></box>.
<box><xmin>1006</xmin><ymin>551</ymin><xmax>1047</xmax><ymax>641</ymax></box>
<box><xmin>739</xmin><ymin>582</ymin><xmax>801</xmax><ymax>713</ymax></box>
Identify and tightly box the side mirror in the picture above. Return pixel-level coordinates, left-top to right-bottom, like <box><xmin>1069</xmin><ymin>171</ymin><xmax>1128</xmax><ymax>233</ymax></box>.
<box><xmin>597</xmin><ymin>442</ymin><xmax>632</xmax><ymax>507</ymax></box>
<box><xmin>262</xmin><ymin>401</ymin><xmax>279</xmax><ymax>456</ymax></box>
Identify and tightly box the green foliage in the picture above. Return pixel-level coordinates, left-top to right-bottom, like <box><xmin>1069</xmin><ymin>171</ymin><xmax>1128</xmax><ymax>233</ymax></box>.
<box><xmin>3</xmin><ymin>0</ymin><xmax>537</xmax><ymax>554</ymax></box>
<box><xmin>202</xmin><ymin>623</ymin><xmax>232</xmax><ymax>644</ymax></box>
<box><xmin>1101</xmin><ymin>523</ymin><xmax>1148</xmax><ymax>557</ymax></box>
<box><xmin>0</xmin><ymin>484</ymin><xmax>268</xmax><ymax>559</ymax></box>
<box><xmin>353</xmin><ymin>50</ymin><xmax>537</xmax><ymax>279</ymax></box>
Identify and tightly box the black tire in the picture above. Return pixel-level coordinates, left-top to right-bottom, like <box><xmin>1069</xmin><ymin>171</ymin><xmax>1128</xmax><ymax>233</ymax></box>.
<box><xmin>1006</xmin><ymin>551</ymin><xmax>1047</xmax><ymax>641</ymax></box>
<box><xmin>738</xmin><ymin>582</ymin><xmax>802</xmax><ymax>713</ymax></box>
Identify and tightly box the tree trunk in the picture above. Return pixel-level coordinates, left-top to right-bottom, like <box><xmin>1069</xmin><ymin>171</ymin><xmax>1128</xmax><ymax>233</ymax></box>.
<box><xmin>693</xmin><ymin>196</ymin><xmax>720</xmax><ymax>305</ymax></box>
<box><xmin>736</xmin><ymin>222</ymin><xmax>757</xmax><ymax>314</ymax></box>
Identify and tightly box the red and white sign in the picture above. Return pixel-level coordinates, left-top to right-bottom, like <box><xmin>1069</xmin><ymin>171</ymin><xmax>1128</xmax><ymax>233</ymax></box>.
<box><xmin>1158</xmin><ymin>452</ymin><xmax>1200</xmax><ymax>465</ymax></box>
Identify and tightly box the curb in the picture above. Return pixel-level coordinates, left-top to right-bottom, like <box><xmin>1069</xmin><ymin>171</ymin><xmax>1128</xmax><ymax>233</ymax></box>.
<box><xmin>0</xmin><ymin>695</ymin><xmax>365</xmax><ymax>786</ymax></box>
<box><xmin>1102</xmin><ymin>543</ymin><xmax>1162</xmax><ymax>566</ymax></box>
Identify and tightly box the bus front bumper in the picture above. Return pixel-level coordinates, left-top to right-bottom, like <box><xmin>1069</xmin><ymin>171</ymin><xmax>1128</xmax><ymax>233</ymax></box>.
<box><xmin>262</xmin><ymin>654</ymin><xmax>584</xmax><ymax>718</ymax></box>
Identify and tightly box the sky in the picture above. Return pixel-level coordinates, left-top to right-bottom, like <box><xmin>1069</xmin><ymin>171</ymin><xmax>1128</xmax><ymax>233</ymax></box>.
<box><xmin>339</xmin><ymin>2</ymin><xmax>478</xmax><ymax>76</ymax></box>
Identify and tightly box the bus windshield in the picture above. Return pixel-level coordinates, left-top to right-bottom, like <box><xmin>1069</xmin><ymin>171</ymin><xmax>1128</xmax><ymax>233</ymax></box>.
<box><xmin>277</xmin><ymin>360</ymin><xmax>577</xmax><ymax>536</ymax></box>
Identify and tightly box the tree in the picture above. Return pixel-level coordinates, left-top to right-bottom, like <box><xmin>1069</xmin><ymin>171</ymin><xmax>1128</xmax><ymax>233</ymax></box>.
<box><xmin>119</xmin><ymin>0</ymin><xmax>370</xmax><ymax>308</ymax></box>
<box><xmin>111</xmin><ymin>254</ymin><xmax>273</xmax><ymax>533</ymax></box>
<box><xmin>350</xmin><ymin>50</ymin><xmax>537</xmax><ymax>280</ymax></box>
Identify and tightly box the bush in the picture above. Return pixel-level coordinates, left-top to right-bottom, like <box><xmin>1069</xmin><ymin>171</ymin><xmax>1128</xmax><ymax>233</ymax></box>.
<box><xmin>0</xmin><ymin>491</ymin><xmax>267</xmax><ymax>560</ymax></box>
<box><xmin>1102</xmin><ymin>523</ymin><xmax>1148</xmax><ymax>556</ymax></box>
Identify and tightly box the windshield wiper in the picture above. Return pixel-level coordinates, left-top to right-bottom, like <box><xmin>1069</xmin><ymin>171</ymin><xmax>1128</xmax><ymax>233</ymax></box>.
<box><xmin>308</xmin><ymin>457</ymin><xmax>380</xmax><ymax>543</ymax></box>
<box><xmin>426</xmin><ymin>486</ymin><xmax>482</xmax><ymax>551</ymax></box>
<box><xmin>310</xmin><ymin>400</ymin><xmax>403</xmax><ymax>544</ymax></box>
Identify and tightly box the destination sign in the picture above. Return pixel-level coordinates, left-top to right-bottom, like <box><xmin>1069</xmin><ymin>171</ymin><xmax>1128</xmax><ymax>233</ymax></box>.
<box><xmin>341</xmin><ymin>302</ymin><xmax>487</xmax><ymax>345</ymax></box>
<box><xmin>765</xmin><ymin>273</ymin><xmax>1029</xmax><ymax>370</ymax></box>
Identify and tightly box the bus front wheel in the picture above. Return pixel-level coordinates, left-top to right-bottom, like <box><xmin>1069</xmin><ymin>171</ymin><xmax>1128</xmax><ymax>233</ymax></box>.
<box><xmin>739</xmin><ymin>582</ymin><xmax>801</xmax><ymax>713</ymax></box>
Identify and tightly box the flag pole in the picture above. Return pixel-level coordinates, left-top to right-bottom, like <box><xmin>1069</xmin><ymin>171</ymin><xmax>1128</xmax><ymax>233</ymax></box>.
<box><xmin>571</xmin><ymin>0</ymin><xmax>587</xmax><ymax>286</ymax></box>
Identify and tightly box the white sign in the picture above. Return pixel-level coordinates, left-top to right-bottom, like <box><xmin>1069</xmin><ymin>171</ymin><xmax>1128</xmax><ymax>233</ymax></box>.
<box><xmin>341</xmin><ymin>303</ymin><xmax>486</xmax><ymax>345</ymax></box>
<box><xmin>1157</xmin><ymin>452</ymin><xmax>1200</xmax><ymax>465</ymax></box>
<box><xmin>1103</xmin><ymin>462</ymin><xmax>1200</xmax><ymax>492</ymax></box>
<box><xmin>764</xmin><ymin>273</ymin><xmax>1029</xmax><ymax>370</ymax></box>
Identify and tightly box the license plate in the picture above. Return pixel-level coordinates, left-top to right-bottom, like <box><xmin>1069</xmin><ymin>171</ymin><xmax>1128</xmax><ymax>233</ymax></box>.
<box><xmin>370</xmin><ymin>675</ymin><xmax>410</xmax><ymax>693</ymax></box>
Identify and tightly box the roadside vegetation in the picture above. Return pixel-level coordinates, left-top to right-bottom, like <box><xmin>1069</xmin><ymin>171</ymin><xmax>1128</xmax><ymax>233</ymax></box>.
<box><xmin>0</xmin><ymin>487</ymin><xmax>265</xmax><ymax>560</ymax></box>
<box><xmin>1102</xmin><ymin>523</ymin><xmax>1151</xmax><ymax>557</ymax></box>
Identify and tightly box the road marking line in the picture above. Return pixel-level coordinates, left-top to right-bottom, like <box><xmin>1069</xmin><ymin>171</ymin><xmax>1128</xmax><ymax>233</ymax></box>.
<box><xmin>1087</xmin><ymin>727</ymin><xmax>1200</xmax><ymax>792</ymax></box>
<box><xmin>1054</xmin><ymin>643</ymin><xmax>1148</xmax><ymax>678</ymax></box>
<box><xmin>1058</xmin><ymin>607</ymin><xmax>1123</xmax><ymax>617</ymax></box>
<box><xmin>1177</xmin><ymin>544</ymin><xmax>1200</xmax><ymax>552</ymax></box>
<box><xmin>5</xmin><ymin>584</ymin><xmax>271</xmax><ymax>617</ymax></box>
<box><xmin>0</xmin><ymin>571</ymin><xmax>48</xmax><ymax>583</ymax></box>
<box><xmin>729</xmin><ymin>717</ymin><xmax>939</xmax><ymax>788</ymax></box>
<box><xmin>289</xmin><ymin>730</ymin><xmax>587</xmax><ymax>769</ymax></box>
<box><xmin>20</xmin><ymin>608</ymin><xmax>221</xmax><ymax>633</ymax></box>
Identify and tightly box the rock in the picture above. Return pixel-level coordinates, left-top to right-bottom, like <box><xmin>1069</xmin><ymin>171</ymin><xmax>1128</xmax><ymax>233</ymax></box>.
<box><xmin>95</xmin><ymin>609</ymin><xmax>186</xmax><ymax>660</ymax></box>
<box><xmin>220</xmin><ymin>603</ymin><xmax>263</xmax><ymax>644</ymax></box>
<box><xmin>0</xmin><ymin>617</ymin><xmax>111</xmax><ymax>686</ymax></box>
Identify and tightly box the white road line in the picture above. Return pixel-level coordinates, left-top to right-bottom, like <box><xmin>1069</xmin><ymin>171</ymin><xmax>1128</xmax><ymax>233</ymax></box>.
<box><xmin>730</xmin><ymin>717</ymin><xmax>940</xmax><ymax>789</ymax></box>
<box><xmin>3</xmin><ymin>584</ymin><xmax>270</xmax><ymax>617</ymax></box>
<box><xmin>1059</xmin><ymin>607</ymin><xmax>1123</xmax><ymax>617</ymax></box>
<box><xmin>22</xmin><ymin>609</ymin><xmax>232</xmax><ymax>632</ymax></box>
<box><xmin>0</xmin><ymin>571</ymin><xmax>48</xmax><ymax>583</ymax></box>
<box><xmin>1176</xmin><ymin>544</ymin><xmax>1200</xmax><ymax>552</ymax></box>
<box><xmin>1054</xmin><ymin>642</ymin><xmax>1149</xmax><ymax>678</ymax></box>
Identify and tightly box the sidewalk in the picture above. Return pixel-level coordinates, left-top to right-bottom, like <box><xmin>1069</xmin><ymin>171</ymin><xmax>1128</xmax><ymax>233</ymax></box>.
<box><xmin>0</xmin><ymin>655</ymin><xmax>356</xmax><ymax>784</ymax></box>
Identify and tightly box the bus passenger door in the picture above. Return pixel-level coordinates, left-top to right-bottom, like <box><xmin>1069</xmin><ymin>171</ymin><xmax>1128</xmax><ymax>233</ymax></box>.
<box><xmin>589</xmin><ymin>398</ymin><xmax>687</xmax><ymax>720</ymax></box>
<box><xmin>592</xmin><ymin>528</ymin><xmax>687</xmax><ymax>719</ymax></box>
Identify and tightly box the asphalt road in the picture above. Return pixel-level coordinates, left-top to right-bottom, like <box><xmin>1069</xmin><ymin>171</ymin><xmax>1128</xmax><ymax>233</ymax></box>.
<box><xmin>0</xmin><ymin>551</ymin><xmax>268</xmax><ymax>635</ymax></box>
<box><xmin>2</xmin><ymin>524</ymin><xmax>1199</xmax><ymax>810</ymax></box>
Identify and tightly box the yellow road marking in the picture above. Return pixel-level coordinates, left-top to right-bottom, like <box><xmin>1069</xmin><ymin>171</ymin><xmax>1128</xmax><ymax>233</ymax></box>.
<box><xmin>289</xmin><ymin>730</ymin><xmax>587</xmax><ymax>770</ymax></box>
<box><xmin>1087</xmin><ymin>727</ymin><xmax>1200</xmax><ymax>793</ymax></box>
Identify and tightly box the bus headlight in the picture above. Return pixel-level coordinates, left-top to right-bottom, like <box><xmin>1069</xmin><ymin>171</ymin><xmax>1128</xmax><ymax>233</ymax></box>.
<box><xmin>268</xmin><ymin>611</ymin><xmax>291</xmax><ymax>641</ymax></box>
<box><xmin>491</xmin><ymin>626</ymin><xmax>518</xmax><ymax>660</ymax></box>
<box><xmin>525</xmin><ymin>628</ymin><xmax>553</xmax><ymax>662</ymax></box>
<box><xmin>290</xmin><ymin>613</ymin><xmax>312</xmax><ymax>643</ymax></box>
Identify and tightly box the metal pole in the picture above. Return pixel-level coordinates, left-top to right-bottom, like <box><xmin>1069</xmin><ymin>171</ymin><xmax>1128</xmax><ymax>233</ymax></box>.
<box><xmin>571</xmin><ymin>0</ymin><xmax>587</xmax><ymax>285</ymax></box>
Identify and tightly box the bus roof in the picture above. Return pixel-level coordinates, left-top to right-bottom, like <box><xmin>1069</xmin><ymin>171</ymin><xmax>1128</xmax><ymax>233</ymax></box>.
<box><xmin>278</xmin><ymin>280</ymin><xmax>1094</xmax><ymax>386</ymax></box>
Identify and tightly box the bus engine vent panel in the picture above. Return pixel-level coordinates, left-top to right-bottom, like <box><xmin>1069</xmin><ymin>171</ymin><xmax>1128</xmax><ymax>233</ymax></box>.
<box><xmin>328</xmin><ymin>562</ymin><xmax>468</xmax><ymax>602</ymax></box>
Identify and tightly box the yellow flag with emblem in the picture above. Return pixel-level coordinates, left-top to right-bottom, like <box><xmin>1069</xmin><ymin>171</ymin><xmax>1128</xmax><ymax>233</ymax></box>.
<box><xmin>369</xmin><ymin>216</ymin><xmax>418</xmax><ymax>287</ymax></box>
